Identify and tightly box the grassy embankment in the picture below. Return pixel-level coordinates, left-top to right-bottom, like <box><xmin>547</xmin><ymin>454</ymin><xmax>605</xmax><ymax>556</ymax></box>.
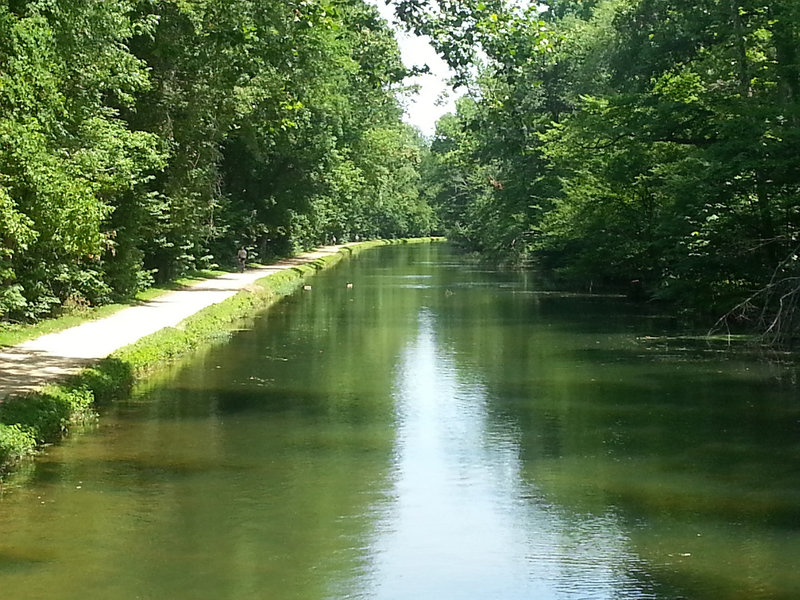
<box><xmin>0</xmin><ymin>238</ymin><xmax>443</xmax><ymax>475</ymax></box>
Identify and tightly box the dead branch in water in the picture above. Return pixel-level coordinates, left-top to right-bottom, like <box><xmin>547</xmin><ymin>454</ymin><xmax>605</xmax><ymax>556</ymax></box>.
<box><xmin>711</xmin><ymin>246</ymin><xmax>800</xmax><ymax>348</ymax></box>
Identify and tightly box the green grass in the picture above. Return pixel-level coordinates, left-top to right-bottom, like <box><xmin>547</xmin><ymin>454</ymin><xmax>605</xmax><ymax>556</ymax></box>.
<box><xmin>0</xmin><ymin>239</ymin><xmax>444</xmax><ymax>476</ymax></box>
<box><xmin>113</xmin><ymin>266</ymin><xmax>314</xmax><ymax>378</ymax></box>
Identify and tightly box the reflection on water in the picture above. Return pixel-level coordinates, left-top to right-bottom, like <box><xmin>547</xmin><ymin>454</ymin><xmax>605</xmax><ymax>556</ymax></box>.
<box><xmin>1</xmin><ymin>243</ymin><xmax>799</xmax><ymax>600</ymax></box>
<box><xmin>350</xmin><ymin>310</ymin><xmax>656</xmax><ymax>600</ymax></box>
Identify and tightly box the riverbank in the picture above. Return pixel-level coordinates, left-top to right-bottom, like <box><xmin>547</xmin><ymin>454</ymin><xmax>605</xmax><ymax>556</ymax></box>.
<box><xmin>0</xmin><ymin>238</ymin><xmax>443</xmax><ymax>475</ymax></box>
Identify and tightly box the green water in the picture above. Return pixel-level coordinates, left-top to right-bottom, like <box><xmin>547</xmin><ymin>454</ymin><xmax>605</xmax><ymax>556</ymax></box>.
<box><xmin>1</xmin><ymin>243</ymin><xmax>799</xmax><ymax>599</ymax></box>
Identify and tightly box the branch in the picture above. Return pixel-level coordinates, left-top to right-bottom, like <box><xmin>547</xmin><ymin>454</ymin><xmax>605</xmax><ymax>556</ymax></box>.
<box><xmin>710</xmin><ymin>245</ymin><xmax>800</xmax><ymax>347</ymax></box>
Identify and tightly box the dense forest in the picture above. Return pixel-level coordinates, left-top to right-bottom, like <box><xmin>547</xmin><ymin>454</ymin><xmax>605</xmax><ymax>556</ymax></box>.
<box><xmin>399</xmin><ymin>0</ymin><xmax>800</xmax><ymax>345</ymax></box>
<box><xmin>3</xmin><ymin>0</ymin><xmax>800</xmax><ymax>345</ymax></box>
<box><xmin>0</xmin><ymin>0</ymin><xmax>435</xmax><ymax>323</ymax></box>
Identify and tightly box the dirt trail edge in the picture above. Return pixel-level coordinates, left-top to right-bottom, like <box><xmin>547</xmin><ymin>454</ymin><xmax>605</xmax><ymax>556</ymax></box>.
<box><xmin>0</xmin><ymin>245</ymin><xmax>350</xmax><ymax>398</ymax></box>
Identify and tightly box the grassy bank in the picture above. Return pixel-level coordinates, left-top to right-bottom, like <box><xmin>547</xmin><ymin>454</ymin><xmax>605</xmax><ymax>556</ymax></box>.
<box><xmin>0</xmin><ymin>238</ymin><xmax>443</xmax><ymax>476</ymax></box>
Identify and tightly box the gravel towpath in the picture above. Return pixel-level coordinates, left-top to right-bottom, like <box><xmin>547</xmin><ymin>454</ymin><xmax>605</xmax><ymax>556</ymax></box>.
<box><xmin>0</xmin><ymin>245</ymin><xmax>347</xmax><ymax>398</ymax></box>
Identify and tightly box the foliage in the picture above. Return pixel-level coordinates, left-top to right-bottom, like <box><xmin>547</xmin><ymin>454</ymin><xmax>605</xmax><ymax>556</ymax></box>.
<box><xmin>0</xmin><ymin>384</ymin><xmax>94</xmax><ymax>444</ymax></box>
<box><xmin>0</xmin><ymin>1</ymin><xmax>163</xmax><ymax>319</ymax></box>
<box><xmin>1</xmin><ymin>0</ymin><xmax>433</xmax><ymax>324</ymax></box>
<box><xmin>0</xmin><ymin>423</ymin><xmax>35</xmax><ymax>470</ymax></box>
<box><xmin>410</xmin><ymin>0</ymin><xmax>800</xmax><ymax>344</ymax></box>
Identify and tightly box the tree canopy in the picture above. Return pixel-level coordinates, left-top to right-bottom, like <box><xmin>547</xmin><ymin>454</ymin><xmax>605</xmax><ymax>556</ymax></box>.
<box><xmin>404</xmin><ymin>0</ymin><xmax>800</xmax><ymax>345</ymax></box>
<box><xmin>5</xmin><ymin>0</ymin><xmax>800</xmax><ymax>344</ymax></box>
<box><xmin>0</xmin><ymin>0</ymin><xmax>436</xmax><ymax>322</ymax></box>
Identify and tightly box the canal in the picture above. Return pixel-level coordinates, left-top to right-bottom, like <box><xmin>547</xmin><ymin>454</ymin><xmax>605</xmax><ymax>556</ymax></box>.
<box><xmin>1</xmin><ymin>243</ymin><xmax>799</xmax><ymax>599</ymax></box>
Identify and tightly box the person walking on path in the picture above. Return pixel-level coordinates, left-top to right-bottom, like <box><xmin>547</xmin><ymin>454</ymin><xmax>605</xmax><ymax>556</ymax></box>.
<box><xmin>237</xmin><ymin>246</ymin><xmax>248</xmax><ymax>272</ymax></box>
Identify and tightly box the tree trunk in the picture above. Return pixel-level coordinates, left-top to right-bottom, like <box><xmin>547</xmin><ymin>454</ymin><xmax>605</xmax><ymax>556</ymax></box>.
<box><xmin>729</xmin><ymin>2</ymin><xmax>750</xmax><ymax>96</ymax></box>
<box><xmin>770</xmin><ymin>2</ymin><xmax>800</xmax><ymax>115</ymax></box>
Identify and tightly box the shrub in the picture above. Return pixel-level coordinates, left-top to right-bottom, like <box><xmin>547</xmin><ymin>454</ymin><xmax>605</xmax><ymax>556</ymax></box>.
<box><xmin>0</xmin><ymin>386</ymin><xmax>95</xmax><ymax>443</ymax></box>
<box><xmin>0</xmin><ymin>424</ymin><xmax>36</xmax><ymax>470</ymax></box>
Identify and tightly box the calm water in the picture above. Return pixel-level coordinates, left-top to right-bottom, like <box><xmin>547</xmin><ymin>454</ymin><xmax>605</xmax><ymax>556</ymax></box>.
<box><xmin>1</xmin><ymin>244</ymin><xmax>799</xmax><ymax>599</ymax></box>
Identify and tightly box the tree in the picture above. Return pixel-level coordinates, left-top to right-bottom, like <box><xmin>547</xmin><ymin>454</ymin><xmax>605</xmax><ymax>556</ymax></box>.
<box><xmin>0</xmin><ymin>0</ymin><xmax>161</xmax><ymax>319</ymax></box>
<box><xmin>1</xmin><ymin>0</ymin><xmax>433</xmax><ymax>324</ymax></box>
<box><xmin>416</xmin><ymin>0</ymin><xmax>800</xmax><ymax>342</ymax></box>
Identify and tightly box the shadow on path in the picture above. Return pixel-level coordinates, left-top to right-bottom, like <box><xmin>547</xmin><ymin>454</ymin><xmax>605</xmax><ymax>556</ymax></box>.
<box><xmin>0</xmin><ymin>348</ymin><xmax>93</xmax><ymax>394</ymax></box>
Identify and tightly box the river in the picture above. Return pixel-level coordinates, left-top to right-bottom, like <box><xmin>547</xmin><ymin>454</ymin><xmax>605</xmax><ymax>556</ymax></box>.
<box><xmin>1</xmin><ymin>243</ymin><xmax>799</xmax><ymax>599</ymax></box>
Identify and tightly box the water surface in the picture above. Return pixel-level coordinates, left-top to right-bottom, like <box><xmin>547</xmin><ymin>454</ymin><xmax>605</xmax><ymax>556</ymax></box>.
<box><xmin>1</xmin><ymin>244</ymin><xmax>799</xmax><ymax>599</ymax></box>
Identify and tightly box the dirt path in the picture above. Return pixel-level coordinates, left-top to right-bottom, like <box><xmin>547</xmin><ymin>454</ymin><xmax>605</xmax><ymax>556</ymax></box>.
<box><xmin>0</xmin><ymin>245</ymin><xmax>348</xmax><ymax>398</ymax></box>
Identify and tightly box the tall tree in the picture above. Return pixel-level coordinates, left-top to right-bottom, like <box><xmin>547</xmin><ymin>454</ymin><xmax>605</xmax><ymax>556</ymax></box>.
<box><xmin>0</xmin><ymin>0</ymin><xmax>161</xmax><ymax>318</ymax></box>
<box><xmin>1</xmin><ymin>0</ymin><xmax>433</xmax><ymax>324</ymax></box>
<box><xmin>415</xmin><ymin>0</ymin><xmax>800</xmax><ymax>342</ymax></box>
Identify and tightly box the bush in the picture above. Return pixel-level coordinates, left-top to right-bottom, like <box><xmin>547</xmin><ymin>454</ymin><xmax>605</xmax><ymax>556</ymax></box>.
<box><xmin>76</xmin><ymin>359</ymin><xmax>134</xmax><ymax>405</ymax></box>
<box><xmin>0</xmin><ymin>283</ymin><xmax>27</xmax><ymax>320</ymax></box>
<box><xmin>0</xmin><ymin>386</ymin><xmax>95</xmax><ymax>444</ymax></box>
<box><xmin>0</xmin><ymin>424</ymin><xmax>36</xmax><ymax>470</ymax></box>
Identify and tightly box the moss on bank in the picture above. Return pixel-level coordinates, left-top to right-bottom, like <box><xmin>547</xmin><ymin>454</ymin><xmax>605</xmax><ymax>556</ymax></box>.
<box><xmin>0</xmin><ymin>239</ymin><xmax>442</xmax><ymax>476</ymax></box>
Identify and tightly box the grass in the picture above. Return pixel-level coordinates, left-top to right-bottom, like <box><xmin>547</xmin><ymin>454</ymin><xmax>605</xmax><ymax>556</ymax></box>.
<box><xmin>112</xmin><ymin>265</ymin><xmax>314</xmax><ymax>378</ymax></box>
<box><xmin>0</xmin><ymin>238</ymin><xmax>444</xmax><ymax>476</ymax></box>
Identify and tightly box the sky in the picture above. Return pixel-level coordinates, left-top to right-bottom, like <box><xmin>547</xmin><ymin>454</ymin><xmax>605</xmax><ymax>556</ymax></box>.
<box><xmin>366</xmin><ymin>0</ymin><xmax>458</xmax><ymax>136</ymax></box>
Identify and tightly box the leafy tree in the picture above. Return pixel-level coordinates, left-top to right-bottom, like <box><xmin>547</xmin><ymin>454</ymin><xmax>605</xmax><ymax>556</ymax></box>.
<box><xmin>415</xmin><ymin>0</ymin><xmax>800</xmax><ymax>342</ymax></box>
<box><xmin>0</xmin><ymin>0</ymin><xmax>161</xmax><ymax>319</ymax></box>
<box><xmin>1</xmin><ymin>0</ymin><xmax>432</xmax><ymax>325</ymax></box>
